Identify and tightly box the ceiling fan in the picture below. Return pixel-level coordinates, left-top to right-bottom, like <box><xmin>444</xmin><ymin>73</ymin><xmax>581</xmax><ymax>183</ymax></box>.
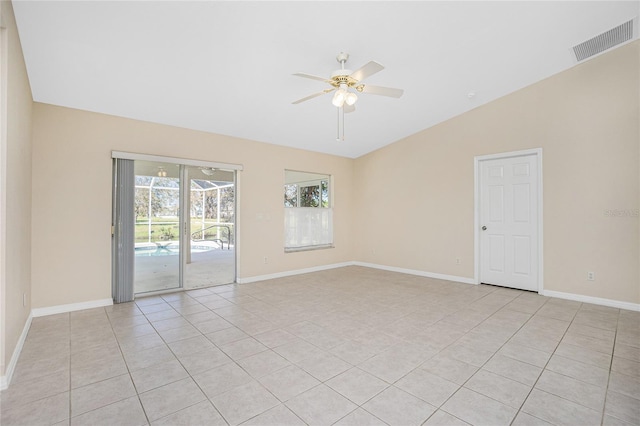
<box><xmin>200</xmin><ymin>167</ymin><xmax>216</xmax><ymax>176</ymax></box>
<box><xmin>292</xmin><ymin>52</ymin><xmax>404</xmax><ymax>114</ymax></box>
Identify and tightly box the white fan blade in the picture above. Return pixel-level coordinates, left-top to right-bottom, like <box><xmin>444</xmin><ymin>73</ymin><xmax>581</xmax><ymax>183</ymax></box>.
<box><xmin>343</xmin><ymin>104</ymin><xmax>356</xmax><ymax>114</ymax></box>
<box><xmin>361</xmin><ymin>84</ymin><xmax>404</xmax><ymax>98</ymax></box>
<box><xmin>350</xmin><ymin>61</ymin><xmax>384</xmax><ymax>82</ymax></box>
<box><xmin>293</xmin><ymin>72</ymin><xmax>332</xmax><ymax>83</ymax></box>
<box><xmin>292</xmin><ymin>88</ymin><xmax>335</xmax><ymax>104</ymax></box>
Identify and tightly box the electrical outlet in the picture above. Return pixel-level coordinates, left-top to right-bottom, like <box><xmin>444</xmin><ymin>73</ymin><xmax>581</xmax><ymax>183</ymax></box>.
<box><xmin>23</xmin><ymin>293</ymin><xmax>26</xmax><ymax>307</ymax></box>
<box><xmin>587</xmin><ymin>271</ymin><xmax>595</xmax><ymax>281</ymax></box>
<box><xmin>456</xmin><ymin>258</ymin><xmax>461</xmax><ymax>265</ymax></box>
<box><xmin>263</xmin><ymin>257</ymin><xmax>268</xmax><ymax>264</ymax></box>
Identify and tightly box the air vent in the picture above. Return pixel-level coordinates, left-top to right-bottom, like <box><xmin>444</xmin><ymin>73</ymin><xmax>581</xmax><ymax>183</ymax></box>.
<box><xmin>573</xmin><ymin>19</ymin><xmax>635</xmax><ymax>62</ymax></box>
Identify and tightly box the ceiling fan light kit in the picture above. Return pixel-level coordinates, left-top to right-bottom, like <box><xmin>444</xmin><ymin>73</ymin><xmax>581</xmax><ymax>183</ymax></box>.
<box><xmin>200</xmin><ymin>167</ymin><xmax>216</xmax><ymax>176</ymax></box>
<box><xmin>293</xmin><ymin>52</ymin><xmax>403</xmax><ymax>141</ymax></box>
<box><xmin>345</xmin><ymin>89</ymin><xmax>358</xmax><ymax>106</ymax></box>
<box><xmin>332</xmin><ymin>84</ymin><xmax>355</xmax><ymax>107</ymax></box>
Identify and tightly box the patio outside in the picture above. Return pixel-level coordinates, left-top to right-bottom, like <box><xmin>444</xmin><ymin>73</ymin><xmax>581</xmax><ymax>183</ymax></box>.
<box><xmin>133</xmin><ymin>166</ymin><xmax>235</xmax><ymax>293</ymax></box>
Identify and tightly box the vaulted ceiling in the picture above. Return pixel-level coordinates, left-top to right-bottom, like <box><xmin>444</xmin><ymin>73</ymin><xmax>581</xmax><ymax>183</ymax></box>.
<box><xmin>12</xmin><ymin>1</ymin><xmax>639</xmax><ymax>158</ymax></box>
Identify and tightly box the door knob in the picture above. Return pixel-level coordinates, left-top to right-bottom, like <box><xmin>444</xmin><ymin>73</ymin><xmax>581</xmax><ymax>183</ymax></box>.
<box><xmin>482</xmin><ymin>226</ymin><xmax>487</xmax><ymax>231</ymax></box>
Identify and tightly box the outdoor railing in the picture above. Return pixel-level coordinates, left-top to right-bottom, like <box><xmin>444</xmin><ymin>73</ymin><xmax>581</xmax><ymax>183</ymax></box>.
<box><xmin>191</xmin><ymin>224</ymin><xmax>232</xmax><ymax>250</ymax></box>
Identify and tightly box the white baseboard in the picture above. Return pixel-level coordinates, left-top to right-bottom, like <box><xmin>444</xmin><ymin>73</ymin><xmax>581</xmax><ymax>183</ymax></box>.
<box><xmin>542</xmin><ymin>290</ymin><xmax>640</xmax><ymax>312</ymax></box>
<box><xmin>237</xmin><ymin>261</ymin><xmax>476</xmax><ymax>286</ymax></box>
<box><xmin>1</xmin><ymin>298</ymin><xmax>113</xmax><ymax>390</ymax></box>
<box><xmin>237</xmin><ymin>262</ymin><xmax>354</xmax><ymax>284</ymax></box>
<box><xmin>353</xmin><ymin>261</ymin><xmax>477</xmax><ymax>285</ymax></box>
<box><xmin>239</xmin><ymin>261</ymin><xmax>640</xmax><ymax>312</ymax></box>
<box><xmin>31</xmin><ymin>298</ymin><xmax>113</xmax><ymax>318</ymax></box>
<box><xmin>0</xmin><ymin>312</ymin><xmax>32</xmax><ymax>391</ymax></box>
<box><xmin>359</xmin><ymin>263</ymin><xmax>640</xmax><ymax>311</ymax></box>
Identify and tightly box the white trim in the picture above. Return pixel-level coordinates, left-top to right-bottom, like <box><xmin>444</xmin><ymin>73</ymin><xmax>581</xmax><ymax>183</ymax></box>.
<box><xmin>111</xmin><ymin>151</ymin><xmax>243</xmax><ymax>171</ymax></box>
<box><xmin>542</xmin><ymin>290</ymin><xmax>640</xmax><ymax>312</ymax></box>
<box><xmin>238</xmin><ymin>262</ymin><xmax>639</xmax><ymax>313</ymax></box>
<box><xmin>285</xmin><ymin>244</ymin><xmax>334</xmax><ymax>253</ymax></box>
<box><xmin>0</xmin><ymin>313</ymin><xmax>32</xmax><ymax>390</ymax></box>
<box><xmin>31</xmin><ymin>298</ymin><xmax>113</xmax><ymax>318</ymax></box>
<box><xmin>474</xmin><ymin>148</ymin><xmax>544</xmax><ymax>163</ymax></box>
<box><xmin>353</xmin><ymin>261</ymin><xmax>477</xmax><ymax>285</ymax></box>
<box><xmin>234</xmin><ymin>170</ymin><xmax>240</xmax><ymax>285</ymax></box>
<box><xmin>474</xmin><ymin>148</ymin><xmax>544</xmax><ymax>293</ymax></box>
<box><xmin>134</xmin><ymin>288</ymin><xmax>184</xmax><ymax>298</ymax></box>
<box><xmin>238</xmin><ymin>261</ymin><xmax>477</xmax><ymax>286</ymax></box>
<box><xmin>237</xmin><ymin>262</ymin><xmax>353</xmax><ymax>284</ymax></box>
<box><xmin>0</xmin><ymin>19</ymin><xmax>8</xmax><ymax>389</ymax></box>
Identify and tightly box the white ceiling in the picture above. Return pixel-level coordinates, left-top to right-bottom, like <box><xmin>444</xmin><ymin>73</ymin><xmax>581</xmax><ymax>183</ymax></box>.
<box><xmin>12</xmin><ymin>1</ymin><xmax>639</xmax><ymax>158</ymax></box>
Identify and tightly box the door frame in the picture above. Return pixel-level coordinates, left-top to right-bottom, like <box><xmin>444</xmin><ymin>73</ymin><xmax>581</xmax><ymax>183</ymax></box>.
<box><xmin>473</xmin><ymin>148</ymin><xmax>544</xmax><ymax>293</ymax></box>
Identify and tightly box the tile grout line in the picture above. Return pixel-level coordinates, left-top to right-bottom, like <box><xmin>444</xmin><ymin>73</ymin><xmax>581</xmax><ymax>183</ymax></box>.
<box><xmin>599</xmin><ymin>310</ymin><xmax>620</xmax><ymax>426</ymax></box>
<box><xmin>144</xmin><ymin>286</ymin><xmax>307</xmax><ymax>425</ymax></box>
<box><xmin>149</xmin><ymin>291</ymin><xmax>230</xmax><ymax>426</ymax></box>
<box><xmin>505</xmin><ymin>301</ymin><xmax>581</xmax><ymax>426</ymax></box>
<box><xmin>106</xmin><ymin>304</ymin><xmax>153</xmax><ymax>426</ymax></box>
<box><xmin>230</xmin><ymin>292</ymin><xmax>353</xmax><ymax>425</ymax></box>
<box><xmin>340</xmin><ymin>288</ymin><xmax>546</xmax><ymax>425</ymax></box>
<box><xmin>228</xmin><ymin>282</ymin><xmax>394</xmax><ymax>425</ymax></box>
<box><xmin>430</xmin><ymin>292</ymin><xmax>556</xmax><ymax>425</ymax></box>
<box><xmin>511</xmin><ymin>304</ymin><xmax>622</xmax><ymax>425</ymax></box>
<box><xmin>344</xmin><ymin>286</ymin><xmax>529</xmax><ymax>424</ymax></box>
<box><xmin>67</xmin><ymin>313</ymin><xmax>72</xmax><ymax>424</ymax></box>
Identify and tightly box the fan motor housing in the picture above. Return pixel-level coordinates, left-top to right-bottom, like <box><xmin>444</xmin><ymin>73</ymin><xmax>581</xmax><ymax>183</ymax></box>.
<box><xmin>330</xmin><ymin>69</ymin><xmax>358</xmax><ymax>88</ymax></box>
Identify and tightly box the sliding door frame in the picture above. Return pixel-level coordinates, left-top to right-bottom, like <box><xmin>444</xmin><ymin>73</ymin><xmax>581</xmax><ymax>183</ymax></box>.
<box><xmin>111</xmin><ymin>151</ymin><xmax>243</xmax><ymax>300</ymax></box>
<box><xmin>112</xmin><ymin>151</ymin><xmax>243</xmax><ymax>174</ymax></box>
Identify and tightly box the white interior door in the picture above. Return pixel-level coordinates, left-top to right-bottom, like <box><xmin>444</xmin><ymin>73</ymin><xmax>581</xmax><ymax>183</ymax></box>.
<box><xmin>480</xmin><ymin>154</ymin><xmax>539</xmax><ymax>291</ymax></box>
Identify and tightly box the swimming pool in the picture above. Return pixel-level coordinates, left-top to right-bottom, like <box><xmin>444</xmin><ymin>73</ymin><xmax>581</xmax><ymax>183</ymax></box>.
<box><xmin>135</xmin><ymin>245</ymin><xmax>179</xmax><ymax>257</ymax></box>
<box><xmin>134</xmin><ymin>243</ymin><xmax>220</xmax><ymax>257</ymax></box>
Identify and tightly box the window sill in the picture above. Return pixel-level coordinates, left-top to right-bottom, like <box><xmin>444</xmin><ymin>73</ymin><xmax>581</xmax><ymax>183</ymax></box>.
<box><xmin>284</xmin><ymin>244</ymin><xmax>334</xmax><ymax>253</ymax></box>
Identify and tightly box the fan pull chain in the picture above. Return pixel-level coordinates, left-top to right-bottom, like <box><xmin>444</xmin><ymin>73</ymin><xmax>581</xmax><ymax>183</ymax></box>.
<box><xmin>336</xmin><ymin>107</ymin><xmax>345</xmax><ymax>141</ymax></box>
<box><xmin>336</xmin><ymin>107</ymin><xmax>339</xmax><ymax>140</ymax></box>
<box><xmin>342</xmin><ymin>106</ymin><xmax>345</xmax><ymax>140</ymax></box>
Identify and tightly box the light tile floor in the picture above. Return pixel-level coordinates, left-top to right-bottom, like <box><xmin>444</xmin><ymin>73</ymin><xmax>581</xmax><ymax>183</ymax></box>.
<box><xmin>1</xmin><ymin>266</ymin><xmax>639</xmax><ymax>426</ymax></box>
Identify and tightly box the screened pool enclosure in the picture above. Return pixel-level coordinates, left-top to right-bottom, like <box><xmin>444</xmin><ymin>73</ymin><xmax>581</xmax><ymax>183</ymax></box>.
<box><xmin>134</xmin><ymin>174</ymin><xmax>234</xmax><ymax>250</ymax></box>
<box><xmin>133</xmin><ymin>161</ymin><xmax>236</xmax><ymax>293</ymax></box>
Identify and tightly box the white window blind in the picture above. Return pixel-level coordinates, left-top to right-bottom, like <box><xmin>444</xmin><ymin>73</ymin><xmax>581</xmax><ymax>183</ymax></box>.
<box><xmin>284</xmin><ymin>207</ymin><xmax>333</xmax><ymax>251</ymax></box>
<box><xmin>112</xmin><ymin>158</ymin><xmax>135</xmax><ymax>303</ymax></box>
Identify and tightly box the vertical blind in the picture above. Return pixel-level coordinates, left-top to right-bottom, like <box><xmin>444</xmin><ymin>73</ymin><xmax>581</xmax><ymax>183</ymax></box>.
<box><xmin>112</xmin><ymin>158</ymin><xmax>135</xmax><ymax>303</ymax></box>
<box><xmin>284</xmin><ymin>207</ymin><xmax>333</xmax><ymax>251</ymax></box>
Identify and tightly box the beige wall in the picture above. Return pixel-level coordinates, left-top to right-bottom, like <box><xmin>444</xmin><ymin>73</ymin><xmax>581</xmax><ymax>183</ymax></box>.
<box><xmin>354</xmin><ymin>41</ymin><xmax>640</xmax><ymax>304</ymax></box>
<box><xmin>1</xmin><ymin>0</ymin><xmax>33</xmax><ymax>378</ymax></box>
<box><xmin>22</xmin><ymin>31</ymin><xmax>640</xmax><ymax>314</ymax></box>
<box><xmin>30</xmin><ymin>104</ymin><xmax>353</xmax><ymax>308</ymax></box>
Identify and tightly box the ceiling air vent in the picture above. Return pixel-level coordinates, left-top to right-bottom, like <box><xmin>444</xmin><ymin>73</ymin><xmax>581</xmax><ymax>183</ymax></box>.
<box><xmin>573</xmin><ymin>19</ymin><xmax>635</xmax><ymax>62</ymax></box>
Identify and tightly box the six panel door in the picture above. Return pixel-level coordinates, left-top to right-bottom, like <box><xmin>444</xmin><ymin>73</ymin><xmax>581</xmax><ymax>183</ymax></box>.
<box><xmin>480</xmin><ymin>154</ymin><xmax>538</xmax><ymax>291</ymax></box>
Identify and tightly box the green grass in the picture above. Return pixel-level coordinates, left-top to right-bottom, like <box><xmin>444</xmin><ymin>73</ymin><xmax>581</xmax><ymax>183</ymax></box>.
<box><xmin>134</xmin><ymin>218</ymin><xmax>234</xmax><ymax>243</ymax></box>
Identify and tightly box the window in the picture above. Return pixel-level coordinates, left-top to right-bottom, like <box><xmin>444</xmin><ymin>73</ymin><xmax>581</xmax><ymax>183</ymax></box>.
<box><xmin>284</xmin><ymin>178</ymin><xmax>328</xmax><ymax>208</ymax></box>
<box><xmin>284</xmin><ymin>170</ymin><xmax>332</xmax><ymax>252</ymax></box>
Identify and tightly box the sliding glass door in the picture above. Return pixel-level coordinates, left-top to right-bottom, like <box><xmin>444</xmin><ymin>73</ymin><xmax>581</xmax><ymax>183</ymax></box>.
<box><xmin>184</xmin><ymin>166</ymin><xmax>236</xmax><ymax>288</ymax></box>
<box><xmin>133</xmin><ymin>160</ymin><xmax>182</xmax><ymax>293</ymax></box>
<box><xmin>112</xmin><ymin>155</ymin><xmax>237</xmax><ymax>300</ymax></box>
